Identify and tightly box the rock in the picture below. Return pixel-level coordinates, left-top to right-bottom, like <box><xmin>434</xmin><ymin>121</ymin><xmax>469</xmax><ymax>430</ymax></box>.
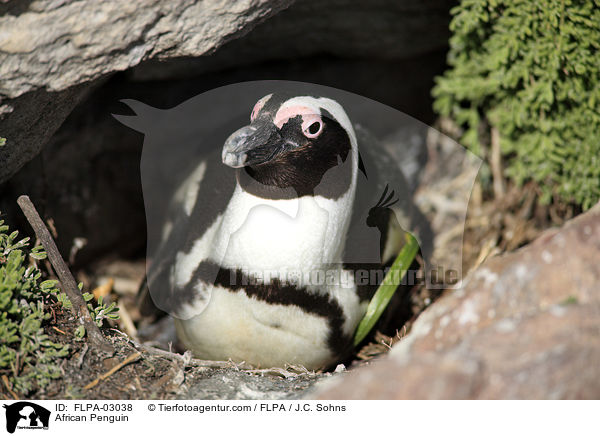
<box><xmin>0</xmin><ymin>83</ymin><xmax>95</xmax><ymax>188</ymax></box>
<box><xmin>314</xmin><ymin>202</ymin><xmax>600</xmax><ymax>399</ymax></box>
<box><xmin>0</xmin><ymin>0</ymin><xmax>294</xmax><ymax>99</ymax></box>
<box><xmin>129</xmin><ymin>0</ymin><xmax>453</xmax><ymax>81</ymax></box>
<box><xmin>182</xmin><ymin>369</ymin><xmax>326</xmax><ymax>400</ymax></box>
<box><xmin>0</xmin><ymin>0</ymin><xmax>453</xmax><ymax>184</ymax></box>
<box><xmin>0</xmin><ymin>0</ymin><xmax>294</xmax><ymax>184</ymax></box>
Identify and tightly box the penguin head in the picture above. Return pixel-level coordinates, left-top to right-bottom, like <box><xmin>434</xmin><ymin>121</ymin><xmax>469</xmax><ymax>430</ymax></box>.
<box><xmin>222</xmin><ymin>93</ymin><xmax>357</xmax><ymax>197</ymax></box>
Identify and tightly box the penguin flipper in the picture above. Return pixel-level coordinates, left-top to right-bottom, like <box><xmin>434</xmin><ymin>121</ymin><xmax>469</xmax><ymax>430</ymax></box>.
<box><xmin>137</xmin><ymin>148</ymin><xmax>237</xmax><ymax>318</ymax></box>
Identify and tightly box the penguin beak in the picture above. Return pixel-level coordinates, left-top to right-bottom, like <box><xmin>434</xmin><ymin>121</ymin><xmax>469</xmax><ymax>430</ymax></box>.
<box><xmin>222</xmin><ymin>121</ymin><xmax>286</xmax><ymax>168</ymax></box>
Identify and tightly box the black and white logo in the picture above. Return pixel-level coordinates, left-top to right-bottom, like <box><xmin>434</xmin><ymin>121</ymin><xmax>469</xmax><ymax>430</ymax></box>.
<box><xmin>3</xmin><ymin>402</ymin><xmax>50</xmax><ymax>433</ymax></box>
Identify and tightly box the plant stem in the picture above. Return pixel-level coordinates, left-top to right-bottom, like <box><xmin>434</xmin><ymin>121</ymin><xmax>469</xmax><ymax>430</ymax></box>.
<box><xmin>17</xmin><ymin>195</ymin><xmax>114</xmax><ymax>355</ymax></box>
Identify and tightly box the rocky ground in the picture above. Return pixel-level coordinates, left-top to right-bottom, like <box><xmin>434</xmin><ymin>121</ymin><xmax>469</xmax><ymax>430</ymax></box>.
<box><xmin>316</xmin><ymin>202</ymin><xmax>600</xmax><ymax>399</ymax></box>
<box><xmin>3</xmin><ymin>193</ymin><xmax>597</xmax><ymax>400</ymax></box>
<box><xmin>3</xmin><ymin>128</ymin><xmax>598</xmax><ymax>400</ymax></box>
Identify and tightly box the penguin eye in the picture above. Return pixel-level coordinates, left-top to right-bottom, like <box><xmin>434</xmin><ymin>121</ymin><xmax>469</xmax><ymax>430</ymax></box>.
<box><xmin>303</xmin><ymin>121</ymin><xmax>323</xmax><ymax>138</ymax></box>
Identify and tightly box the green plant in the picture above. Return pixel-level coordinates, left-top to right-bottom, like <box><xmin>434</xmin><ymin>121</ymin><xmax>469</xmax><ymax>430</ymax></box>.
<box><xmin>0</xmin><ymin>217</ymin><xmax>70</xmax><ymax>394</ymax></box>
<box><xmin>82</xmin><ymin>291</ymin><xmax>119</xmax><ymax>328</ymax></box>
<box><xmin>353</xmin><ymin>233</ymin><xmax>419</xmax><ymax>346</ymax></box>
<box><xmin>0</xmin><ymin>137</ymin><xmax>6</xmax><ymax>147</ymax></box>
<box><xmin>433</xmin><ymin>0</ymin><xmax>600</xmax><ymax>209</ymax></box>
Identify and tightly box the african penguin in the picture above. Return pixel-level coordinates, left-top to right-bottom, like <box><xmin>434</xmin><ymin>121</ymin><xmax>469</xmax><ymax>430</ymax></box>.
<box><xmin>139</xmin><ymin>93</ymin><xmax>427</xmax><ymax>370</ymax></box>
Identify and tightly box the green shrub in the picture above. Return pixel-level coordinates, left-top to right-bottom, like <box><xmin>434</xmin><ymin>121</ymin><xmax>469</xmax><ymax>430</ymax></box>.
<box><xmin>433</xmin><ymin>0</ymin><xmax>600</xmax><ymax>209</ymax></box>
<box><xmin>83</xmin><ymin>291</ymin><xmax>120</xmax><ymax>328</ymax></box>
<box><xmin>0</xmin><ymin>218</ymin><xmax>69</xmax><ymax>395</ymax></box>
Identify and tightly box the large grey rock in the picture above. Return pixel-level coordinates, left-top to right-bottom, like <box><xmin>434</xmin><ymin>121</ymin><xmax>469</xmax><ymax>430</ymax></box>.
<box><xmin>0</xmin><ymin>83</ymin><xmax>94</xmax><ymax>189</ymax></box>
<box><xmin>314</xmin><ymin>202</ymin><xmax>600</xmax><ymax>399</ymax></box>
<box><xmin>0</xmin><ymin>0</ymin><xmax>453</xmax><ymax>185</ymax></box>
<box><xmin>130</xmin><ymin>0</ymin><xmax>453</xmax><ymax>81</ymax></box>
<box><xmin>0</xmin><ymin>0</ymin><xmax>294</xmax><ymax>99</ymax></box>
<box><xmin>0</xmin><ymin>0</ymin><xmax>294</xmax><ymax>184</ymax></box>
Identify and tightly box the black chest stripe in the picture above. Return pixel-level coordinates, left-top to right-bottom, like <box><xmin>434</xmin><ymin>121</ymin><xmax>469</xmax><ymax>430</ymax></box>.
<box><xmin>184</xmin><ymin>260</ymin><xmax>351</xmax><ymax>357</ymax></box>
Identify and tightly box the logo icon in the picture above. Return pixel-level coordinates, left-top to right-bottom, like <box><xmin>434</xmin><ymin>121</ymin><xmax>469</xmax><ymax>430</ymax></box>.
<box><xmin>2</xmin><ymin>402</ymin><xmax>50</xmax><ymax>433</ymax></box>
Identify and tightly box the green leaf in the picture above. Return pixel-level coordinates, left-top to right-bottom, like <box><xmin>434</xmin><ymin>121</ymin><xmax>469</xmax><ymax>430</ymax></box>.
<box><xmin>74</xmin><ymin>325</ymin><xmax>86</xmax><ymax>339</ymax></box>
<box><xmin>30</xmin><ymin>246</ymin><xmax>47</xmax><ymax>260</ymax></box>
<box><xmin>353</xmin><ymin>233</ymin><xmax>419</xmax><ymax>346</ymax></box>
<box><xmin>40</xmin><ymin>280</ymin><xmax>58</xmax><ymax>291</ymax></box>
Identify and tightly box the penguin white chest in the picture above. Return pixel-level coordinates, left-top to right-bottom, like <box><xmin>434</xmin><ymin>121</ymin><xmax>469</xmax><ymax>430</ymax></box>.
<box><xmin>216</xmin><ymin>189</ymin><xmax>344</xmax><ymax>274</ymax></box>
<box><xmin>174</xmin><ymin>188</ymin><xmax>363</xmax><ymax>370</ymax></box>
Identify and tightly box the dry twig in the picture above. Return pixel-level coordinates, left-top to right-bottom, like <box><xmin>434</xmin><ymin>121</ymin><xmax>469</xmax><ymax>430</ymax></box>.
<box><xmin>117</xmin><ymin>300</ymin><xmax>138</xmax><ymax>340</ymax></box>
<box><xmin>490</xmin><ymin>127</ymin><xmax>506</xmax><ymax>199</ymax></box>
<box><xmin>77</xmin><ymin>344</ymin><xmax>89</xmax><ymax>369</ymax></box>
<box><xmin>1</xmin><ymin>375</ymin><xmax>19</xmax><ymax>400</ymax></box>
<box><xmin>84</xmin><ymin>351</ymin><xmax>142</xmax><ymax>390</ymax></box>
<box><xmin>52</xmin><ymin>326</ymin><xmax>66</xmax><ymax>335</ymax></box>
<box><xmin>110</xmin><ymin>329</ymin><xmax>313</xmax><ymax>378</ymax></box>
<box><xmin>17</xmin><ymin>195</ymin><xmax>114</xmax><ymax>355</ymax></box>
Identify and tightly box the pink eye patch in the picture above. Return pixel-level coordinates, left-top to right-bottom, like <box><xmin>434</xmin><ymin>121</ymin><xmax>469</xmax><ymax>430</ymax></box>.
<box><xmin>274</xmin><ymin>105</ymin><xmax>324</xmax><ymax>138</ymax></box>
